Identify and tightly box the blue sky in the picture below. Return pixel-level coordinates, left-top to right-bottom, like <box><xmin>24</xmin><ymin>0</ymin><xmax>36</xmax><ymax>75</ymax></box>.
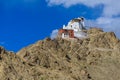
<box><xmin>0</xmin><ymin>0</ymin><xmax>120</xmax><ymax>52</ymax></box>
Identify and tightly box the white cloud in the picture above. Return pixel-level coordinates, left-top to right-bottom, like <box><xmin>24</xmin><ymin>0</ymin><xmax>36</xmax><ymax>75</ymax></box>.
<box><xmin>50</xmin><ymin>29</ymin><xmax>58</xmax><ymax>39</ymax></box>
<box><xmin>46</xmin><ymin>0</ymin><xmax>120</xmax><ymax>17</ymax></box>
<box><xmin>46</xmin><ymin>0</ymin><xmax>120</xmax><ymax>38</ymax></box>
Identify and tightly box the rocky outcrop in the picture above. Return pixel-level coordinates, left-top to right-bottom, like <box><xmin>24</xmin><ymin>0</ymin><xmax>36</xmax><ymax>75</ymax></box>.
<box><xmin>0</xmin><ymin>28</ymin><xmax>120</xmax><ymax>80</ymax></box>
<box><xmin>0</xmin><ymin>47</ymin><xmax>38</xmax><ymax>80</ymax></box>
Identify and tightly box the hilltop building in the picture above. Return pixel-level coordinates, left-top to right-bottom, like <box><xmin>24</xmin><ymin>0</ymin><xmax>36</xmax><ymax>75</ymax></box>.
<box><xmin>58</xmin><ymin>17</ymin><xmax>87</xmax><ymax>39</ymax></box>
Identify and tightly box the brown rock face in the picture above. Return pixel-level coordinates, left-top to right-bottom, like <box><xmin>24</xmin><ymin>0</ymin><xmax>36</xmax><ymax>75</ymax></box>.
<box><xmin>87</xmin><ymin>28</ymin><xmax>119</xmax><ymax>48</ymax></box>
<box><xmin>0</xmin><ymin>28</ymin><xmax>120</xmax><ymax>80</ymax></box>
<box><xmin>0</xmin><ymin>47</ymin><xmax>41</xmax><ymax>80</ymax></box>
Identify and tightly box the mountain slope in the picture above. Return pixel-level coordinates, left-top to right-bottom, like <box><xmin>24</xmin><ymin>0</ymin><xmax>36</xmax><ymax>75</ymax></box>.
<box><xmin>0</xmin><ymin>28</ymin><xmax>120</xmax><ymax>80</ymax></box>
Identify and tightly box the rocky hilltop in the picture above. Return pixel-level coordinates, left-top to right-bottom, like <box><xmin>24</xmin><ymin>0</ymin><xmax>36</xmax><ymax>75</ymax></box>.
<box><xmin>0</xmin><ymin>28</ymin><xmax>120</xmax><ymax>80</ymax></box>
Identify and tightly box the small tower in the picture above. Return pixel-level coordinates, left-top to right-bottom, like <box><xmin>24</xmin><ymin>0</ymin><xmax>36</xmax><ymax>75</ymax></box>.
<box><xmin>63</xmin><ymin>17</ymin><xmax>85</xmax><ymax>31</ymax></box>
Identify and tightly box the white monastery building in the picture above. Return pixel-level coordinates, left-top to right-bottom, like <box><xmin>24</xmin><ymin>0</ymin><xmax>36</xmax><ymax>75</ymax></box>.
<box><xmin>58</xmin><ymin>17</ymin><xmax>87</xmax><ymax>39</ymax></box>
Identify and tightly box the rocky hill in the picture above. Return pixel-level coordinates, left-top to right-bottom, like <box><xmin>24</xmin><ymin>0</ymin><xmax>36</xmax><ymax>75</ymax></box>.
<box><xmin>0</xmin><ymin>28</ymin><xmax>120</xmax><ymax>80</ymax></box>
